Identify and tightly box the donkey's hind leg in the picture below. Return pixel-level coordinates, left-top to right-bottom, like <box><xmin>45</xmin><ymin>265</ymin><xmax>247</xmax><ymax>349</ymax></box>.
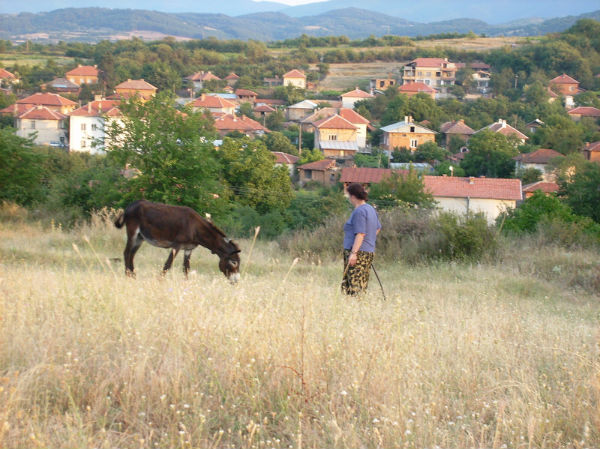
<box><xmin>162</xmin><ymin>249</ymin><xmax>179</xmax><ymax>275</ymax></box>
<box><xmin>183</xmin><ymin>250</ymin><xmax>193</xmax><ymax>279</ymax></box>
<box><xmin>124</xmin><ymin>227</ymin><xmax>143</xmax><ymax>277</ymax></box>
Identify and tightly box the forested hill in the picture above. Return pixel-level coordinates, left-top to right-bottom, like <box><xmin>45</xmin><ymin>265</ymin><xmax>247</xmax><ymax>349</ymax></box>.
<box><xmin>1</xmin><ymin>7</ymin><xmax>600</xmax><ymax>42</ymax></box>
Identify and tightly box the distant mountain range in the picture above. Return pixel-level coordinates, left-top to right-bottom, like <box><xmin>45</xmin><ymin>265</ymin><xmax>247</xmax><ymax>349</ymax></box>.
<box><xmin>2</xmin><ymin>0</ymin><xmax>599</xmax><ymax>25</ymax></box>
<box><xmin>1</xmin><ymin>7</ymin><xmax>599</xmax><ymax>42</ymax></box>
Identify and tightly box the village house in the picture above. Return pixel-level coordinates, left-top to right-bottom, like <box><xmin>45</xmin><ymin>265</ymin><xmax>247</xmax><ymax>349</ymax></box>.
<box><xmin>283</xmin><ymin>69</ymin><xmax>306</xmax><ymax>89</ymax></box>
<box><xmin>253</xmin><ymin>103</ymin><xmax>276</xmax><ymax>124</ymax></box>
<box><xmin>549</xmin><ymin>74</ymin><xmax>580</xmax><ymax>108</ymax></box>
<box><xmin>369</xmin><ymin>76</ymin><xmax>396</xmax><ymax>92</ymax></box>
<box><xmin>186</xmin><ymin>71</ymin><xmax>221</xmax><ymax>92</ymax></box>
<box><xmin>522</xmin><ymin>181</ymin><xmax>559</xmax><ymax>198</ymax></box>
<box><xmin>235</xmin><ymin>88</ymin><xmax>258</xmax><ymax>103</ymax></box>
<box><xmin>567</xmin><ymin>106</ymin><xmax>600</xmax><ymax>121</ymax></box>
<box><xmin>439</xmin><ymin>119</ymin><xmax>475</xmax><ymax>147</ymax></box>
<box><xmin>301</xmin><ymin>107</ymin><xmax>371</xmax><ymax>149</ymax></box>
<box><xmin>526</xmin><ymin>119</ymin><xmax>545</xmax><ymax>134</ymax></box>
<box><xmin>286</xmin><ymin>100</ymin><xmax>318</xmax><ymax>121</ymax></box>
<box><xmin>189</xmin><ymin>94</ymin><xmax>236</xmax><ymax>115</ymax></box>
<box><xmin>225</xmin><ymin>72</ymin><xmax>239</xmax><ymax>86</ymax></box>
<box><xmin>456</xmin><ymin>62</ymin><xmax>492</xmax><ymax>94</ymax></box>
<box><xmin>1</xmin><ymin>92</ymin><xmax>77</xmax><ymax>116</ymax></box>
<box><xmin>340</xmin><ymin>87</ymin><xmax>374</xmax><ymax>109</ymax></box>
<box><xmin>69</xmin><ymin>97</ymin><xmax>122</xmax><ymax>153</ymax></box>
<box><xmin>65</xmin><ymin>65</ymin><xmax>99</xmax><ymax>85</ymax></box>
<box><xmin>583</xmin><ymin>141</ymin><xmax>600</xmax><ymax>163</ymax></box>
<box><xmin>402</xmin><ymin>58</ymin><xmax>457</xmax><ymax>93</ymax></box>
<box><xmin>42</xmin><ymin>77</ymin><xmax>80</xmax><ymax>94</ymax></box>
<box><xmin>380</xmin><ymin>116</ymin><xmax>436</xmax><ymax>151</ymax></box>
<box><xmin>513</xmin><ymin>148</ymin><xmax>563</xmax><ymax>181</ymax></box>
<box><xmin>213</xmin><ymin>114</ymin><xmax>268</xmax><ymax>137</ymax></box>
<box><xmin>397</xmin><ymin>82</ymin><xmax>436</xmax><ymax>99</ymax></box>
<box><xmin>297</xmin><ymin>159</ymin><xmax>338</xmax><ymax>186</ymax></box>
<box><xmin>15</xmin><ymin>106</ymin><xmax>68</xmax><ymax>147</ymax></box>
<box><xmin>0</xmin><ymin>68</ymin><xmax>19</xmax><ymax>89</ymax></box>
<box><xmin>476</xmin><ymin>119</ymin><xmax>528</xmax><ymax>145</ymax></box>
<box><xmin>313</xmin><ymin>114</ymin><xmax>359</xmax><ymax>158</ymax></box>
<box><xmin>272</xmin><ymin>151</ymin><xmax>299</xmax><ymax>176</ymax></box>
<box><xmin>339</xmin><ymin>167</ymin><xmax>522</xmax><ymax>223</ymax></box>
<box><xmin>114</xmin><ymin>79</ymin><xmax>157</xmax><ymax>100</ymax></box>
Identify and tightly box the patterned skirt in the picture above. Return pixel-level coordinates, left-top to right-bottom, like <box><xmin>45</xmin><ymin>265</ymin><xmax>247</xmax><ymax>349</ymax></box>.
<box><xmin>342</xmin><ymin>249</ymin><xmax>375</xmax><ymax>296</ymax></box>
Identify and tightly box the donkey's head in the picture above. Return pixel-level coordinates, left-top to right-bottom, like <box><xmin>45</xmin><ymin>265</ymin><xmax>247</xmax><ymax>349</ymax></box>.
<box><xmin>219</xmin><ymin>238</ymin><xmax>241</xmax><ymax>283</ymax></box>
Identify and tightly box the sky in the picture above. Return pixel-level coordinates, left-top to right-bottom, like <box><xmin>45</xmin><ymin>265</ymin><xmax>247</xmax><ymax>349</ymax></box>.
<box><xmin>257</xmin><ymin>0</ymin><xmax>325</xmax><ymax>4</ymax></box>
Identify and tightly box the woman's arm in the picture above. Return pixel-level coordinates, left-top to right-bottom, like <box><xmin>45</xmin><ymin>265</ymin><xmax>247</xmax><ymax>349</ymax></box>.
<box><xmin>348</xmin><ymin>232</ymin><xmax>365</xmax><ymax>266</ymax></box>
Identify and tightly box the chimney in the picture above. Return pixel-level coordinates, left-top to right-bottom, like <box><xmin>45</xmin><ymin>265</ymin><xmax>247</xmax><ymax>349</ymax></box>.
<box><xmin>87</xmin><ymin>102</ymin><xmax>92</xmax><ymax>113</ymax></box>
<box><xmin>13</xmin><ymin>104</ymin><xmax>17</xmax><ymax>113</ymax></box>
<box><xmin>94</xmin><ymin>95</ymin><xmax>102</xmax><ymax>101</ymax></box>
<box><xmin>469</xmin><ymin>176</ymin><xmax>475</xmax><ymax>185</ymax></box>
<box><xmin>98</xmin><ymin>102</ymin><xmax>102</xmax><ymax>113</ymax></box>
<box><xmin>458</xmin><ymin>119</ymin><xmax>464</xmax><ymax>124</ymax></box>
<box><xmin>404</xmin><ymin>115</ymin><xmax>409</xmax><ymax>123</ymax></box>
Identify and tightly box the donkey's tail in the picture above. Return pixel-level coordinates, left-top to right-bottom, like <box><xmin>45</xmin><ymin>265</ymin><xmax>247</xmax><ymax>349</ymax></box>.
<box><xmin>114</xmin><ymin>212</ymin><xmax>125</xmax><ymax>229</ymax></box>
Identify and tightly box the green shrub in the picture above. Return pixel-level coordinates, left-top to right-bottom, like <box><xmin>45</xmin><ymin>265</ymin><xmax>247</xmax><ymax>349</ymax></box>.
<box><xmin>281</xmin><ymin>208</ymin><xmax>498</xmax><ymax>264</ymax></box>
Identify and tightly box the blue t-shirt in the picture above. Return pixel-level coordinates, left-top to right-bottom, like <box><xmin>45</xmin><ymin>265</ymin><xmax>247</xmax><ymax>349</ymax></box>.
<box><xmin>343</xmin><ymin>203</ymin><xmax>381</xmax><ymax>253</ymax></box>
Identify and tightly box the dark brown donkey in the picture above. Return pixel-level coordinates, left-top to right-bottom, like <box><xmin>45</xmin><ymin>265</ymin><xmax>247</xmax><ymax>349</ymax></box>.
<box><xmin>114</xmin><ymin>200</ymin><xmax>241</xmax><ymax>282</ymax></box>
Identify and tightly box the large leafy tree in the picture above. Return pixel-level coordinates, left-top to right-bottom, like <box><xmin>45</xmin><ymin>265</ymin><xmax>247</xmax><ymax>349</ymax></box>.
<box><xmin>105</xmin><ymin>92</ymin><xmax>227</xmax><ymax>216</ymax></box>
<box><xmin>217</xmin><ymin>137</ymin><xmax>294</xmax><ymax>214</ymax></box>
<box><xmin>369</xmin><ymin>170</ymin><xmax>435</xmax><ymax>210</ymax></box>
<box><xmin>461</xmin><ymin>130</ymin><xmax>519</xmax><ymax>178</ymax></box>
<box><xmin>558</xmin><ymin>161</ymin><xmax>600</xmax><ymax>223</ymax></box>
<box><xmin>0</xmin><ymin>128</ymin><xmax>46</xmax><ymax>205</ymax></box>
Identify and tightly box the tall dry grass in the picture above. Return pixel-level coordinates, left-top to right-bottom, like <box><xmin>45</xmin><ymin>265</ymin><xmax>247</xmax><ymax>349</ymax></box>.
<box><xmin>0</xmin><ymin>210</ymin><xmax>599</xmax><ymax>448</ymax></box>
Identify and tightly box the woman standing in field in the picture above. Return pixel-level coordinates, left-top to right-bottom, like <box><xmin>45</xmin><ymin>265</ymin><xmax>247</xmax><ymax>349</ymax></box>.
<box><xmin>342</xmin><ymin>183</ymin><xmax>381</xmax><ymax>296</ymax></box>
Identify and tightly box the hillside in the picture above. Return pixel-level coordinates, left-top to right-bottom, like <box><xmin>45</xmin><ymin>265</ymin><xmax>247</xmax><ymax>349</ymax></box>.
<box><xmin>1</xmin><ymin>7</ymin><xmax>599</xmax><ymax>42</ymax></box>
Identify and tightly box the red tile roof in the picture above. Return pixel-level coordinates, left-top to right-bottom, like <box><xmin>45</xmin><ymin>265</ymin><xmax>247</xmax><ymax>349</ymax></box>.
<box><xmin>214</xmin><ymin>114</ymin><xmax>268</xmax><ymax>133</ymax></box>
<box><xmin>338</xmin><ymin>108</ymin><xmax>370</xmax><ymax>125</ymax></box>
<box><xmin>297</xmin><ymin>159</ymin><xmax>336</xmax><ymax>171</ymax></box>
<box><xmin>440</xmin><ymin>119</ymin><xmax>475</xmax><ymax>135</ymax></box>
<box><xmin>17</xmin><ymin>106</ymin><xmax>66</xmax><ymax>120</ymax></box>
<box><xmin>0</xmin><ymin>68</ymin><xmax>17</xmax><ymax>79</ymax></box>
<box><xmin>190</xmin><ymin>95</ymin><xmax>236</xmax><ymax>109</ymax></box>
<box><xmin>340</xmin><ymin>167</ymin><xmax>404</xmax><ymax>184</ymax></box>
<box><xmin>481</xmin><ymin>119</ymin><xmax>528</xmax><ymax>140</ymax></box>
<box><xmin>115</xmin><ymin>79</ymin><xmax>157</xmax><ymax>90</ymax></box>
<box><xmin>283</xmin><ymin>69</ymin><xmax>306</xmax><ymax>79</ymax></box>
<box><xmin>235</xmin><ymin>88</ymin><xmax>258</xmax><ymax>97</ymax></box>
<box><xmin>272</xmin><ymin>151</ymin><xmax>299</xmax><ymax>164</ymax></box>
<box><xmin>69</xmin><ymin>99</ymin><xmax>121</xmax><ymax>117</ymax></box>
<box><xmin>398</xmin><ymin>82</ymin><xmax>436</xmax><ymax>93</ymax></box>
<box><xmin>66</xmin><ymin>65</ymin><xmax>99</xmax><ymax>76</ymax></box>
<box><xmin>187</xmin><ymin>71</ymin><xmax>221</xmax><ymax>82</ymax></box>
<box><xmin>522</xmin><ymin>181</ymin><xmax>559</xmax><ymax>194</ymax></box>
<box><xmin>514</xmin><ymin>148</ymin><xmax>563</xmax><ymax>164</ymax></box>
<box><xmin>549</xmin><ymin>73</ymin><xmax>579</xmax><ymax>85</ymax></box>
<box><xmin>423</xmin><ymin>176</ymin><xmax>522</xmax><ymax>201</ymax></box>
<box><xmin>409</xmin><ymin>58</ymin><xmax>453</xmax><ymax>68</ymax></box>
<box><xmin>584</xmin><ymin>141</ymin><xmax>600</xmax><ymax>152</ymax></box>
<box><xmin>225</xmin><ymin>72</ymin><xmax>240</xmax><ymax>80</ymax></box>
<box><xmin>567</xmin><ymin>106</ymin><xmax>600</xmax><ymax>117</ymax></box>
<box><xmin>17</xmin><ymin>92</ymin><xmax>77</xmax><ymax>107</ymax></box>
<box><xmin>256</xmin><ymin>98</ymin><xmax>286</xmax><ymax>106</ymax></box>
<box><xmin>313</xmin><ymin>114</ymin><xmax>357</xmax><ymax>130</ymax></box>
<box><xmin>341</xmin><ymin>88</ymin><xmax>374</xmax><ymax>99</ymax></box>
<box><xmin>254</xmin><ymin>104</ymin><xmax>275</xmax><ymax>113</ymax></box>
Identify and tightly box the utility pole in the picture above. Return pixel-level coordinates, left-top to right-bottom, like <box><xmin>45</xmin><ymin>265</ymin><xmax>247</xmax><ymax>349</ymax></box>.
<box><xmin>298</xmin><ymin>123</ymin><xmax>302</xmax><ymax>154</ymax></box>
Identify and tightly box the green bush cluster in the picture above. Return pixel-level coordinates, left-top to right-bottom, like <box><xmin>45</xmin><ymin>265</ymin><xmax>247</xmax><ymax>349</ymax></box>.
<box><xmin>281</xmin><ymin>208</ymin><xmax>498</xmax><ymax>264</ymax></box>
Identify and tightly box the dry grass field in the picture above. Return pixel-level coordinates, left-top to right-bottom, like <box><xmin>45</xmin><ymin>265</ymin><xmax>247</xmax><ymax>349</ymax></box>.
<box><xmin>0</xmin><ymin>210</ymin><xmax>599</xmax><ymax>449</ymax></box>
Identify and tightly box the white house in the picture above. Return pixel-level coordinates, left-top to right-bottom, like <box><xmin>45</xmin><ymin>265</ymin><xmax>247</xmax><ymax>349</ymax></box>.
<box><xmin>340</xmin><ymin>87</ymin><xmax>374</xmax><ymax>109</ymax></box>
<box><xmin>69</xmin><ymin>98</ymin><xmax>121</xmax><ymax>153</ymax></box>
<box><xmin>15</xmin><ymin>106</ymin><xmax>68</xmax><ymax>147</ymax></box>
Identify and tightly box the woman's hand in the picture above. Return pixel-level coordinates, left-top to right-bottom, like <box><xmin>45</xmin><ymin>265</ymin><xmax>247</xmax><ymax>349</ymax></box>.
<box><xmin>348</xmin><ymin>252</ymin><xmax>358</xmax><ymax>266</ymax></box>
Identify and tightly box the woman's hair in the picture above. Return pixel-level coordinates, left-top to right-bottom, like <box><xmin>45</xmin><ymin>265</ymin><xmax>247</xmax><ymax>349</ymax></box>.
<box><xmin>347</xmin><ymin>183</ymin><xmax>368</xmax><ymax>201</ymax></box>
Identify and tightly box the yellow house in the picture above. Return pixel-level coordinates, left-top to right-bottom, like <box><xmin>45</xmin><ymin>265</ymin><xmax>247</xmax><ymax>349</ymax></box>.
<box><xmin>402</xmin><ymin>58</ymin><xmax>457</xmax><ymax>93</ymax></box>
<box><xmin>314</xmin><ymin>114</ymin><xmax>359</xmax><ymax>158</ymax></box>
<box><xmin>380</xmin><ymin>116</ymin><xmax>436</xmax><ymax>151</ymax></box>
<box><xmin>65</xmin><ymin>65</ymin><xmax>99</xmax><ymax>85</ymax></box>
<box><xmin>114</xmin><ymin>79</ymin><xmax>157</xmax><ymax>100</ymax></box>
<box><xmin>283</xmin><ymin>69</ymin><xmax>306</xmax><ymax>89</ymax></box>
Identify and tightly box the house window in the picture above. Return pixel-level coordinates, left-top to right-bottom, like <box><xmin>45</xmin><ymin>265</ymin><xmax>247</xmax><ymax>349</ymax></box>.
<box><xmin>329</xmin><ymin>135</ymin><xmax>337</xmax><ymax>140</ymax></box>
<box><xmin>436</xmin><ymin>72</ymin><xmax>441</xmax><ymax>77</ymax></box>
<box><xmin>81</xmin><ymin>123</ymin><xmax>86</xmax><ymax>131</ymax></box>
<box><xmin>410</xmin><ymin>126</ymin><xmax>415</xmax><ymax>133</ymax></box>
<box><xmin>81</xmin><ymin>140</ymin><xmax>86</xmax><ymax>148</ymax></box>
<box><xmin>91</xmin><ymin>124</ymin><xmax>97</xmax><ymax>131</ymax></box>
<box><xmin>305</xmin><ymin>170</ymin><xmax>312</xmax><ymax>179</ymax></box>
<box><xmin>426</xmin><ymin>71</ymin><xmax>431</xmax><ymax>76</ymax></box>
<box><xmin>30</xmin><ymin>121</ymin><xmax>35</xmax><ymax>129</ymax></box>
<box><xmin>410</xmin><ymin>139</ymin><xmax>418</xmax><ymax>148</ymax></box>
